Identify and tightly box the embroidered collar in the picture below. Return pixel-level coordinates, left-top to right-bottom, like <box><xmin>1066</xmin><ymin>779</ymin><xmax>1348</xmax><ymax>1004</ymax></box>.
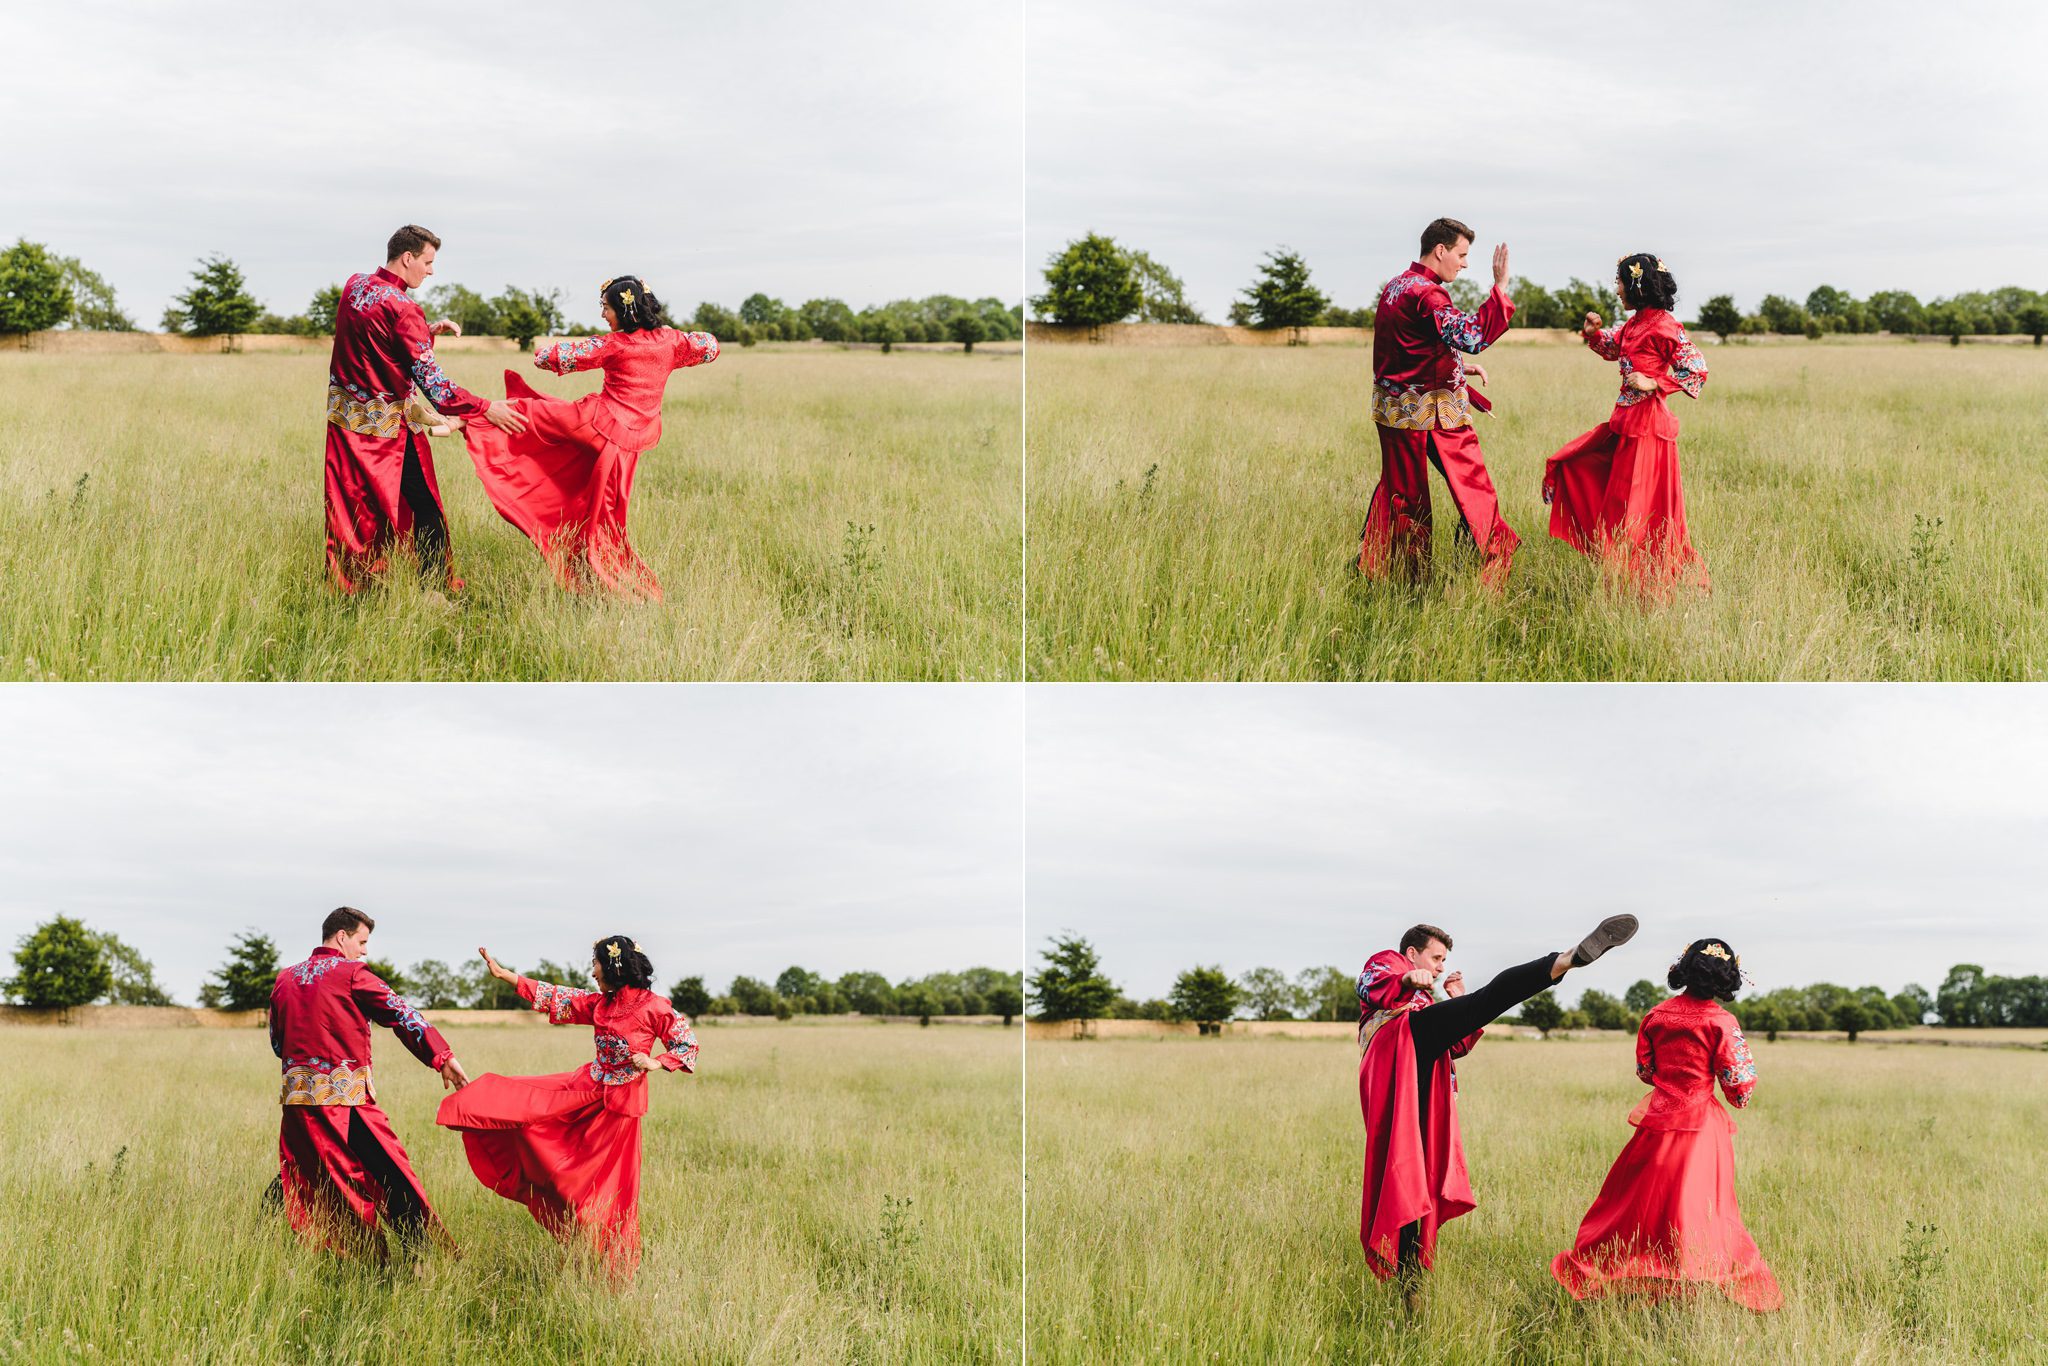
<box><xmin>1410</xmin><ymin>261</ymin><xmax>1444</xmax><ymax>284</ymax></box>
<box><xmin>372</xmin><ymin>266</ymin><xmax>408</xmax><ymax>292</ymax></box>
<box><xmin>309</xmin><ymin>946</ymin><xmax>342</xmax><ymax>960</ymax></box>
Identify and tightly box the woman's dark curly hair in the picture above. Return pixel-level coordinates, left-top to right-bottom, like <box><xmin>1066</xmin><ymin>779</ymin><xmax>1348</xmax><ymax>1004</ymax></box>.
<box><xmin>1616</xmin><ymin>253</ymin><xmax>1679</xmax><ymax>311</ymax></box>
<box><xmin>1668</xmin><ymin>938</ymin><xmax>1742</xmax><ymax>1002</ymax></box>
<box><xmin>591</xmin><ymin>934</ymin><xmax>655</xmax><ymax>995</ymax></box>
<box><xmin>600</xmin><ymin>276</ymin><xmax>670</xmax><ymax>333</ymax></box>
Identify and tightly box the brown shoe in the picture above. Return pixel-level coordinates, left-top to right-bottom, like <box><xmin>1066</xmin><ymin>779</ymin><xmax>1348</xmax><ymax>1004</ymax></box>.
<box><xmin>1570</xmin><ymin>914</ymin><xmax>1639</xmax><ymax>967</ymax></box>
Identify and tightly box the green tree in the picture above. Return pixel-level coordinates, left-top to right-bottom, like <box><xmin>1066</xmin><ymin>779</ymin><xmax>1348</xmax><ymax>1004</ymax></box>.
<box><xmin>1866</xmin><ymin>290</ymin><xmax>1926</xmax><ymax>334</ymax></box>
<box><xmin>532</xmin><ymin>958</ymin><xmax>592</xmax><ymax>990</ymax></box>
<box><xmin>1805</xmin><ymin>284</ymin><xmax>1853</xmax><ymax>319</ymax></box>
<box><xmin>1833</xmin><ymin>999</ymin><xmax>1872</xmax><ymax>1043</ymax></box>
<box><xmin>837</xmin><ymin>970</ymin><xmax>897</xmax><ymax>1015</ymax></box>
<box><xmin>986</xmin><ymin>980</ymin><xmax>1022</xmax><ymax>1025</ymax></box>
<box><xmin>1028</xmin><ymin>933</ymin><xmax>1117</xmax><ymax>1022</ymax></box>
<box><xmin>1696</xmin><ymin>294</ymin><xmax>1743</xmax><ymax>341</ymax></box>
<box><xmin>1755</xmin><ymin>293</ymin><xmax>1809</xmax><ymax>336</ymax></box>
<box><xmin>1746</xmin><ymin>1001</ymin><xmax>1787</xmax><ymax>1043</ymax></box>
<box><xmin>1936</xmin><ymin>964</ymin><xmax>1986</xmax><ymax>1027</ymax></box>
<box><xmin>729</xmin><ymin>975</ymin><xmax>779</xmax><ymax>1015</ymax></box>
<box><xmin>1623</xmin><ymin>979</ymin><xmax>1664</xmax><ymax>1014</ymax></box>
<box><xmin>6</xmin><ymin>915</ymin><xmax>111</xmax><ymax>1008</ymax></box>
<box><xmin>362</xmin><ymin>959</ymin><xmax>409</xmax><ymax>994</ymax></box>
<box><xmin>668</xmin><ymin>975</ymin><xmax>711</xmax><ymax>1015</ymax></box>
<box><xmin>899</xmin><ymin>982</ymin><xmax>937</xmax><ymax>1025</ymax></box>
<box><xmin>1169</xmin><ymin>965</ymin><xmax>1240</xmax><ymax>1034</ymax></box>
<box><xmin>1892</xmin><ymin>983</ymin><xmax>1933</xmax><ymax>1026</ymax></box>
<box><xmin>1033</xmin><ymin>232</ymin><xmax>1142</xmax><ymax>329</ymax></box>
<box><xmin>1296</xmin><ymin>965</ymin><xmax>1356</xmax><ymax>1021</ymax></box>
<box><xmin>0</xmin><ymin>239</ymin><xmax>75</xmax><ymax>335</ymax></box>
<box><xmin>2017</xmin><ymin>302</ymin><xmax>2048</xmax><ymax>346</ymax></box>
<box><xmin>775</xmin><ymin>966</ymin><xmax>824</xmax><ymax>1004</ymax></box>
<box><xmin>92</xmin><ymin>933</ymin><xmax>174</xmax><ymax>1006</ymax></box>
<box><xmin>460</xmin><ymin>958</ymin><xmax>523</xmax><ymax>1009</ymax></box>
<box><xmin>948</xmin><ymin>310</ymin><xmax>988</xmax><ymax>353</ymax></box>
<box><xmin>739</xmin><ymin>292</ymin><xmax>791</xmax><ymax>337</ymax></box>
<box><xmin>799</xmin><ymin>297</ymin><xmax>858</xmax><ymax>342</ymax></box>
<box><xmin>55</xmin><ymin>255</ymin><xmax>134</xmax><ymax>331</ymax></box>
<box><xmin>1518</xmin><ymin>989</ymin><xmax>1564</xmax><ymax>1037</ymax></box>
<box><xmin>1239</xmin><ymin>247</ymin><xmax>1328</xmax><ymax>334</ymax></box>
<box><xmin>419</xmin><ymin>283</ymin><xmax>497</xmax><ymax>336</ymax></box>
<box><xmin>168</xmin><ymin>254</ymin><xmax>260</xmax><ymax>336</ymax></box>
<box><xmin>1507</xmin><ymin>276</ymin><xmax>1562</xmax><ymax>329</ymax></box>
<box><xmin>1578</xmin><ymin>988</ymin><xmax>1630</xmax><ymax>1031</ymax></box>
<box><xmin>861</xmin><ymin>308</ymin><xmax>906</xmax><ymax>353</ymax></box>
<box><xmin>1127</xmin><ymin>248</ymin><xmax>1206</xmax><ymax>324</ymax></box>
<box><xmin>493</xmin><ymin>286</ymin><xmax>563</xmax><ymax>348</ymax></box>
<box><xmin>1236</xmin><ymin>966</ymin><xmax>1300</xmax><ymax>1020</ymax></box>
<box><xmin>1554</xmin><ymin>277</ymin><xmax>1622</xmax><ymax>331</ymax></box>
<box><xmin>199</xmin><ymin>930</ymin><xmax>279</xmax><ymax>1012</ymax></box>
<box><xmin>403</xmin><ymin>959</ymin><xmax>464</xmax><ymax>1009</ymax></box>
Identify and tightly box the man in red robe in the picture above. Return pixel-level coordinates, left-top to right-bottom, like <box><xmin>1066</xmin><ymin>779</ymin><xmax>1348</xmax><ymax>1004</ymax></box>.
<box><xmin>1358</xmin><ymin>217</ymin><xmax>1520</xmax><ymax>588</ymax></box>
<box><xmin>270</xmin><ymin>905</ymin><xmax>470</xmax><ymax>1260</ymax></box>
<box><xmin>1359</xmin><ymin>914</ymin><xmax>1639</xmax><ymax>1309</ymax></box>
<box><xmin>324</xmin><ymin>224</ymin><xmax>528</xmax><ymax>592</ymax></box>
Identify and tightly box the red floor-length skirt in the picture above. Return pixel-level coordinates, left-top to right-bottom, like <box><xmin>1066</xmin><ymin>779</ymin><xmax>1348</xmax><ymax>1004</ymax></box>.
<box><xmin>437</xmin><ymin>1069</ymin><xmax>645</xmax><ymax>1276</ymax></box>
<box><xmin>463</xmin><ymin>372</ymin><xmax>662</xmax><ymax>600</ymax></box>
<box><xmin>1542</xmin><ymin>419</ymin><xmax>1708</xmax><ymax>592</ymax></box>
<box><xmin>1550</xmin><ymin>1109</ymin><xmax>1781</xmax><ymax>1311</ymax></box>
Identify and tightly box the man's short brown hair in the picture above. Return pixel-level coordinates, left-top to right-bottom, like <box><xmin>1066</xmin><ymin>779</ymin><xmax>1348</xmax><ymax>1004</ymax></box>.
<box><xmin>322</xmin><ymin>906</ymin><xmax>376</xmax><ymax>940</ymax></box>
<box><xmin>1400</xmin><ymin>922</ymin><xmax>1452</xmax><ymax>954</ymax></box>
<box><xmin>1419</xmin><ymin>218</ymin><xmax>1473</xmax><ymax>257</ymax></box>
<box><xmin>386</xmin><ymin>225</ymin><xmax>441</xmax><ymax>261</ymax></box>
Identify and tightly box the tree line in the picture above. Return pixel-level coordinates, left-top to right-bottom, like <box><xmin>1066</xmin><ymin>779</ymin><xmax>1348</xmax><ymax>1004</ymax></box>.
<box><xmin>3</xmin><ymin>915</ymin><xmax>1021</xmax><ymax>1025</ymax></box>
<box><xmin>1028</xmin><ymin>933</ymin><xmax>2046</xmax><ymax>1040</ymax></box>
<box><xmin>1030</xmin><ymin>232</ymin><xmax>2048</xmax><ymax>343</ymax></box>
<box><xmin>0</xmin><ymin>238</ymin><xmax>1021</xmax><ymax>352</ymax></box>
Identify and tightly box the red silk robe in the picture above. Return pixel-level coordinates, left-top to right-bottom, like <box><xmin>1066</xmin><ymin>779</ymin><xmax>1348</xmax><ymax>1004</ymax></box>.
<box><xmin>1356</xmin><ymin>948</ymin><xmax>1482</xmax><ymax>1279</ymax></box>
<box><xmin>324</xmin><ymin>267</ymin><xmax>490</xmax><ymax>591</ymax></box>
<box><xmin>1551</xmin><ymin>994</ymin><xmax>1780</xmax><ymax>1310</ymax></box>
<box><xmin>1359</xmin><ymin>263</ymin><xmax>1519</xmax><ymax>585</ymax></box>
<box><xmin>461</xmin><ymin>328</ymin><xmax>720</xmax><ymax>600</ymax></box>
<box><xmin>435</xmin><ymin>975</ymin><xmax>699</xmax><ymax>1277</ymax></box>
<box><xmin>1542</xmin><ymin>309</ymin><xmax>1710</xmax><ymax>591</ymax></box>
<box><xmin>269</xmin><ymin>946</ymin><xmax>455</xmax><ymax>1255</ymax></box>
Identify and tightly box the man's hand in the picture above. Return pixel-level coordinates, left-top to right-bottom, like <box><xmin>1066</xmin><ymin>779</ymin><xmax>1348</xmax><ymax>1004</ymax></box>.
<box><xmin>483</xmin><ymin>400</ymin><xmax>529</xmax><ymax>435</ymax></box>
<box><xmin>629</xmin><ymin>1052</ymin><xmax>658</xmax><ymax>1072</ymax></box>
<box><xmin>1492</xmin><ymin>242</ymin><xmax>1510</xmax><ymax>289</ymax></box>
<box><xmin>1442</xmin><ymin>971</ymin><xmax>1466</xmax><ymax>998</ymax></box>
<box><xmin>439</xmin><ymin>1057</ymin><xmax>470</xmax><ymax>1090</ymax></box>
<box><xmin>1464</xmin><ymin>361</ymin><xmax>1488</xmax><ymax>387</ymax></box>
<box><xmin>430</xmin><ymin>318</ymin><xmax>462</xmax><ymax>338</ymax></box>
<box><xmin>1402</xmin><ymin>967</ymin><xmax>1437</xmax><ymax>989</ymax></box>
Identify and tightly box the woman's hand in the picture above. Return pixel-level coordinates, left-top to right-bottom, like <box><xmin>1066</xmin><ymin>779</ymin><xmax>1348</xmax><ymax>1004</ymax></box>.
<box><xmin>478</xmin><ymin>947</ymin><xmax>518</xmax><ymax>983</ymax></box>
<box><xmin>1626</xmin><ymin>372</ymin><xmax>1659</xmax><ymax>392</ymax></box>
<box><xmin>1582</xmin><ymin>311</ymin><xmax>1604</xmax><ymax>339</ymax></box>
<box><xmin>629</xmin><ymin>1052</ymin><xmax>658</xmax><ymax>1072</ymax></box>
<box><xmin>430</xmin><ymin>318</ymin><xmax>462</xmax><ymax>338</ymax></box>
<box><xmin>1463</xmin><ymin>361</ymin><xmax>1487</xmax><ymax>387</ymax></box>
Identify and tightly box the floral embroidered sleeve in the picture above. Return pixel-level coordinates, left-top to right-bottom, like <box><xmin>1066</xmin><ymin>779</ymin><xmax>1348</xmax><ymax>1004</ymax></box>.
<box><xmin>1656</xmin><ymin>325</ymin><xmax>1709</xmax><ymax>399</ymax></box>
<box><xmin>534</xmin><ymin>335</ymin><xmax>611</xmax><ymax>375</ymax></box>
<box><xmin>1356</xmin><ymin>952</ymin><xmax>1413</xmax><ymax>1015</ymax></box>
<box><xmin>394</xmin><ymin>303</ymin><xmax>488</xmax><ymax>417</ymax></box>
<box><xmin>1635</xmin><ymin>1022</ymin><xmax>1655</xmax><ymax>1084</ymax></box>
<box><xmin>672</xmin><ymin>330</ymin><xmax>719</xmax><ymax>369</ymax></box>
<box><xmin>652</xmin><ymin>1000</ymin><xmax>700</xmax><ymax>1073</ymax></box>
<box><xmin>353</xmin><ymin>967</ymin><xmax>454</xmax><ymax>1069</ymax></box>
<box><xmin>1715</xmin><ymin>1021</ymin><xmax>1757</xmax><ymax>1109</ymax></box>
<box><xmin>1428</xmin><ymin>284</ymin><xmax>1515</xmax><ymax>355</ymax></box>
<box><xmin>517</xmin><ymin>974</ymin><xmax>601</xmax><ymax>1025</ymax></box>
<box><xmin>1585</xmin><ymin>324</ymin><xmax>1623</xmax><ymax>362</ymax></box>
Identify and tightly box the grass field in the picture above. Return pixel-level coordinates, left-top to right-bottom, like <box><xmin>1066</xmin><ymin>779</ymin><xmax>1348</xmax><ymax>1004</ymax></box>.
<box><xmin>1026</xmin><ymin>1034</ymin><xmax>2048</xmax><ymax>1364</ymax></box>
<box><xmin>1026</xmin><ymin>341</ymin><xmax>2048</xmax><ymax>679</ymax></box>
<box><xmin>0</xmin><ymin>1022</ymin><xmax>1020</xmax><ymax>1365</ymax></box>
<box><xmin>0</xmin><ymin>346</ymin><xmax>1020</xmax><ymax>680</ymax></box>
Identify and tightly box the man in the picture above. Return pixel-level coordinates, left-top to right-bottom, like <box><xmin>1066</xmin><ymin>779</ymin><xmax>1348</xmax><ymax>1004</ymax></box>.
<box><xmin>270</xmin><ymin>905</ymin><xmax>469</xmax><ymax>1260</ymax></box>
<box><xmin>1358</xmin><ymin>217</ymin><xmax>1520</xmax><ymax>588</ymax></box>
<box><xmin>324</xmin><ymin>224</ymin><xmax>528</xmax><ymax>593</ymax></box>
<box><xmin>1358</xmin><ymin>914</ymin><xmax>1639</xmax><ymax>1309</ymax></box>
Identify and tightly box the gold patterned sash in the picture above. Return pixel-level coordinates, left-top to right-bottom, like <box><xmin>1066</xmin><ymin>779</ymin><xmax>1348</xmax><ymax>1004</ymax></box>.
<box><xmin>280</xmin><ymin>1062</ymin><xmax>374</xmax><ymax>1106</ymax></box>
<box><xmin>1372</xmin><ymin>385</ymin><xmax>1472</xmax><ymax>431</ymax></box>
<box><xmin>327</xmin><ymin>383</ymin><xmax>447</xmax><ymax>437</ymax></box>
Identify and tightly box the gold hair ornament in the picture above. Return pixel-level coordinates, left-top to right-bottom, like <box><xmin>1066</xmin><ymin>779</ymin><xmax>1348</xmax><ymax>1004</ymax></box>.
<box><xmin>607</xmin><ymin>942</ymin><xmax>622</xmax><ymax>960</ymax></box>
<box><xmin>620</xmin><ymin>289</ymin><xmax>635</xmax><ymax>308</ymax></box>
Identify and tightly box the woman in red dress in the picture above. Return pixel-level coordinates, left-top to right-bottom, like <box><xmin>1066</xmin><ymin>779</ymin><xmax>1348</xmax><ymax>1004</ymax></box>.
<box><xmin>1542</xmin><ymin>254</ymin><xmax>1710</xmax><ymax>593</ymax></box>
<box><xmin>459</xmin><ymin>276</ymin><xmax>719</xmax><ymax>600</ymax></box>
<box><xmin>435</xmin><ymin>936</ymin><xmax>698</xmax><ymax>1278</ymax></box>
<box><xmin>1551</xmin><ymin>938</ymin><xmax>1781</xmax><ymax>1311</ymax></box>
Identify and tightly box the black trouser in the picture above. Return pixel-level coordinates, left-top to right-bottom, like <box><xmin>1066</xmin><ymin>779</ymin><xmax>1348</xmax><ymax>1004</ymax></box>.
<box><xmin>1396</xmin><ymin>951</ymin><xmax>1560</xmax><ymax>1278</ymax></box>
<box><xmin>399</xmin><ymin>434</ymin><xmax>448</xmax><ymax>581</ymax></box>
<box><xmin>345</xmin><ymin>1115</ymin><xmax>427</xmax><ymax>1247</ymax></box>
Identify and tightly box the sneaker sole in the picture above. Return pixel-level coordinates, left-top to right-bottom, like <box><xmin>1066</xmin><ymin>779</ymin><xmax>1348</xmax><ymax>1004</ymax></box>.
<box><xmin>1572</xmin><ymin>914</ymin><xmax>1639</xmax><ymax>967</ymax></box>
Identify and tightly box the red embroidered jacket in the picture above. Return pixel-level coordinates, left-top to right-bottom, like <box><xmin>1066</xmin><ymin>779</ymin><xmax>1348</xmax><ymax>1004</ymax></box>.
<box><xmin>1371</xmin><ymin>262</ymin><xmax>1514</xmax><ymax>430</ymax></box>
<box><xmin>1632</xmin><ymin>993</ymin><xmax>1756</xmax><ymax>1131</ymax></box>
<box><xmin>328</xmin><ymin>267</ymin><xmax>490</xmax><ymax>427</ymax></box>
<box><xmin>269</xmin><ymin>946</ymin><xmax>453</xmax><ymax>1105</ymax></box>
<box><xmin>1584</xmin><ymin>308</ymin><xmax>1708</xmax><ymax>437</ymax></box>
<box><xmin>517</xmin><ymin>975</ymin><xmax>698</xmax><ymax>1115</ymax></box>
<box><xmin>1356</xmin><ymin>948</ymin><xmax>1480</xmax><ymax>1058</ymax></box>
<box><xmin>531</xmin><ymin>327</ymin><xmax>719</xmax><ymax>450</ymax></box>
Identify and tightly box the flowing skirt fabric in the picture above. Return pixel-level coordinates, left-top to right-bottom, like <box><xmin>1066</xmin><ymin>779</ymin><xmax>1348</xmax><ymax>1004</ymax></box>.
<box><xmin>1542</xmin><ymin>416</ymin><xmax>1707</xmax><ymax>592</ymax></box>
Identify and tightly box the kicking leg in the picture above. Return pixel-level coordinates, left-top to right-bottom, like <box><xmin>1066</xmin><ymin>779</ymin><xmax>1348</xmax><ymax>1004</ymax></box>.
<box><xmin>1409</xmin><ymin>914</ymin><xmax>1639</xmax><ymax>1059</ymax></box>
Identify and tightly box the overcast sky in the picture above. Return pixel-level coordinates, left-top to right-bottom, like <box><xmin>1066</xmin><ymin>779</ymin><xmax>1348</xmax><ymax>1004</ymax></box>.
<box><xmin>1027</xmin><ymin>0</ymin><xmax>2048</xmax><ymax>319</ymax></box>
<box><xmin>4</xmin><ymin>0</ymin><xmax>1021</xmax><ymax>328</ymax></box>
<box><xmin>1027</xmin><ymin>686</ymin><xmax>2048</xmax><ymax>1002</ymax></box>
<box><xmin>0</xmin><ymin>687</ymin><xmax>1021</xmax><ymax>1002</ymax></box>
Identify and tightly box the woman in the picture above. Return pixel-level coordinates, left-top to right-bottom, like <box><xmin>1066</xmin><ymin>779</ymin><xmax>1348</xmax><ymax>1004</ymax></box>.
<box><xmin>1550</xmin><ymin>938</ymin><xmax>1781</xmax><ymax>1311</ymax></box>
<box><xmin>1542</xmin><ymin>254</ymin><xmax>1710</xmax><ymax>592</ymax></box>
<box><xmin>435</xmin><ymin>937</ymin><xmax>698</xmax><ymax>1277</ymax></box>
<box><xmin>460</xmin><ymin>276</ymin><xmax>719</xmax><ymax>599</ymax></box>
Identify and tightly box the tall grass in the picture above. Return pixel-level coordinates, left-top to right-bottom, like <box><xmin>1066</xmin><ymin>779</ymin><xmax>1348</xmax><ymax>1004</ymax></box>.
<box><xmin>1026</xmin><ymin>342</ymin><xmax>2048</xmax><ymax>678</ymax></box>
<box><xmin>1026</xmin><ymin>1034</ymin><xmax>2048</xmax><ymax>1364</ymax></box>
<box><xmin>0</xmin><ymin>346</ymin><xmax>1020</xmax><ymax>679</ymax></box>
<box><xmin>0</xmin><ymin>1023</ymin><xmax>1020</xmax><ymax>1365</ymax></box>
